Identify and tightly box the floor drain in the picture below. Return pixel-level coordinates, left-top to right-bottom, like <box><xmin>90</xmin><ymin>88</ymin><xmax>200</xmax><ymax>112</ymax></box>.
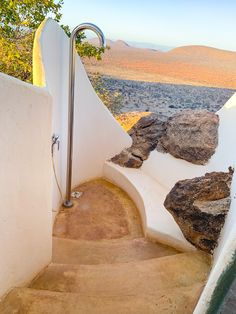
<box><xmin>71</xmin><ymin>191</ymin><xmax>83</xmax><ymax>199</ymax></box>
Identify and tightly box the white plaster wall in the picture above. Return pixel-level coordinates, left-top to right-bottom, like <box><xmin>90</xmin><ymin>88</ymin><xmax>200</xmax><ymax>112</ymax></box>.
<box><xmin>33</xmin><ymin>18</ymin><xmax>131</xmax><ymax>212</ymax></box>
<box><xmin>0</xmin><ymin>73</ymin><xmax>52</xmax><ymax>298</ymax></box>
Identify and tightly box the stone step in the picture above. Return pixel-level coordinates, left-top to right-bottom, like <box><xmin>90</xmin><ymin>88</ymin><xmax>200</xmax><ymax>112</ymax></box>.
<box><xmin>30</xmin><ymin>252</ymin><xmax>211</xmax><ymax>296</ymax></box>
<box><xmin>52</xmin><ymin>236</ymin><xmax>179</xmax><ymax>265</ymax></box>
<box><xmin>0</xmin><ymin>283</ymin><xmax>205</xmax><ymax>314</ymax></box>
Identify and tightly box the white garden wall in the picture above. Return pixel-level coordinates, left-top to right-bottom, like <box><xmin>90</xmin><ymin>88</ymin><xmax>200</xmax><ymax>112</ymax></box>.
<box><xmin>33</xmin><ymin>18</ymin><xmax>131</xmax><ymax>213</ymax></box>
<box><xmin>0</xmin><ymin>73</ymin><xmax>52</xmax><ymax>298</ymax></box>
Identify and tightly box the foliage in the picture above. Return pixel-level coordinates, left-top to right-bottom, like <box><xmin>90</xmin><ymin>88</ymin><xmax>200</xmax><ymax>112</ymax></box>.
<box><xmin>0</xmin><ymin>0</ymin><xmax>63</xmax><ymax>37</ymax></box>
<box><xmin>61</xmin><ymin>24</ymin><xmax>106</xmax><ymax>61</ymax></box>
<box><xmin>0</xmin><ymin>1</ymin><xmax>116</xmax><ymax>115</ymax></box>
<box><xmin>89</xmin><ymin>72</ymin><xmax>123</xmax><ymax>115</ymax></box>
<box><xmin>0</xmin><ymin>0</ymin><xmax>63</xmax><ymax>82</ymax></box>
<box><xmin>0</xmin><ymin>0</ymin><xmax>105</xmax><ymax>82</ymax></box>
<box><xmin>0</xmin><ymin>31</ymin><xmax>33</xmax><ymax>81</ymax></box>
<box><xmin>77</xmin><ymin>42</ymin><xmax>105</xmax><ymax>60</ymax></box>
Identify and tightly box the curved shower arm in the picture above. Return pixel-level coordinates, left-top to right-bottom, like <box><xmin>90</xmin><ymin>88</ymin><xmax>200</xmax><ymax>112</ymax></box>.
<box><xmin>64</xmin><ymin>23</ymin><xmax>106</xmax><ymax>208</ymax></box>
<box><xmin>71</xmin><ymin>23</ymin><xmax>106</xmax><ymax>47</ymax></box>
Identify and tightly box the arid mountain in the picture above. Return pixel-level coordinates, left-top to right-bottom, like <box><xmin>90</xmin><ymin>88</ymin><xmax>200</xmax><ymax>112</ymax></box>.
<box><xmin>84</xmin><ymin>40</ymin><xmax>236</xmax><ymax>88</ymax></box>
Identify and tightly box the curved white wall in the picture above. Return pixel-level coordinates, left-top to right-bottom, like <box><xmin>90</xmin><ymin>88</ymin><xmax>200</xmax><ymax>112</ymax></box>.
<box><xmin>33</xmin><ymin>18</ymin><xmax>131</xmax><ymax>212</ymax></box>
<box><xmin>0</xmin><ymin>73</ymin><xmax>52</xmax><ymax>298</ymax></box>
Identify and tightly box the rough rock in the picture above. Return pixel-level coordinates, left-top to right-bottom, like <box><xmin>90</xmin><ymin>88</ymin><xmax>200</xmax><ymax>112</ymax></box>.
<box><xmin>164</xmin><ymin>168</ymin><xmax>234</xmax><ymax>253</ymax></box>
<box><xmin>112</xmin><ymin>109</ymin><xmax>219</xmax><ymax>168</ymax></box>
<box><xmin>160</xmin><ymin>110</ymin><xmax>219</xmax><ymax>165</ymax></box>
<box><xmin>111</xmin><ymin>113</ymin><xmax>167</xmax><ymax>168</ymax></box>
<box><xmin>111</xmin><ymin>149</ymin><xmax>143</xmax><ymax>168</ymax></box>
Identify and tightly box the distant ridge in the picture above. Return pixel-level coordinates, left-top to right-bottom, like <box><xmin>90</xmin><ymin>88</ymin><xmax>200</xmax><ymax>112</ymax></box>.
<box><xmin>89</xmin><ymin>38</ymin><xmax>130</xmax><ymax>48</ymax></box>
<box><xmin>167</xmin><ymin>45</ymin><xmax>236</xmax><ymax>62</ymax></box>
<box><xmin>114</xmin><ymin>40</ymin><xmax>130</xmax><ymax>48</ymax></box>
<box><xmin>84</xmin><ymin>40</ymin><xmax>236</xmax><ymax>89</ymax></box>
<box><xmin>127</xmin><ymin>41</ymin><xmax>173</xmax><ymax>51</ymax></box>
<box><xmin>89</xmin><ymin>38</ymin><xmax>173</xmax><ymax>51</ymax></box>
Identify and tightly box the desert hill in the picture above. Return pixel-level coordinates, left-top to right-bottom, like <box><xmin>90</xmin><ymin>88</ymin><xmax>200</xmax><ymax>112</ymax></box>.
<box><xmin>84</xmin><ymin>40</ymin><xmax>236</xmax><ymax>88</ymax></box>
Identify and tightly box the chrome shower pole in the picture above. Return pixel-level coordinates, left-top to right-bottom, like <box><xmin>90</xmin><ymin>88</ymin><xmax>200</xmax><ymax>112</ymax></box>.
<box><xmin>63</xmin><ymin>23</ymin><xmax>106</xmax><ymax>208</ymax></box>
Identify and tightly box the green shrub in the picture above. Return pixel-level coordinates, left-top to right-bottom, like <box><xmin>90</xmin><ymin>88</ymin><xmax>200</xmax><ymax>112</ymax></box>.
<box><xmin>0</xmin><ymin>0</ymin><xmax>105</xmax><ymax>83</ymax></box>
<box><xmin>89</xmin><ymin>73</ymin><xmax>123</xmax><ymax>115</ymax></box>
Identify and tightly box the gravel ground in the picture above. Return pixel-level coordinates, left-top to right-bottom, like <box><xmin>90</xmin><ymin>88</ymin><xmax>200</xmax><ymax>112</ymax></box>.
<box><xmin>102</xmin><ymin>76</ymin><xmax>235</xmax><ymax>117</ymax></box>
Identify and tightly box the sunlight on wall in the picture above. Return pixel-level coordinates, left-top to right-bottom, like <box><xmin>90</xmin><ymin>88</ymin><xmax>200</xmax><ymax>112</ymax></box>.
<box><xmin>33</xmin><ymin>19</ymin><xmax>47</xmax><ymax>87</ymax></box>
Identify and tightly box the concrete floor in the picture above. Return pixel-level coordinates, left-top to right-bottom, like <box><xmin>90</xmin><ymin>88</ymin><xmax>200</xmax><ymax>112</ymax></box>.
<box><xmin>53</xmin><ymin>179</ymin><xmax>143</xmax><ymax>240</ymax></box>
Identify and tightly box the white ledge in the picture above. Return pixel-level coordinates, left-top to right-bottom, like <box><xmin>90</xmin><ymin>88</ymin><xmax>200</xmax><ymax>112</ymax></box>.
<box><xmin>103</xmin><ymin>161</ymin><xmax>195</xmax><ymax>252</ymax></box>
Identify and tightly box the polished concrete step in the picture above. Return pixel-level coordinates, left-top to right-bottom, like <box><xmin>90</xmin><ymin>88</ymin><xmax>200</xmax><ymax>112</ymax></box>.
<box><xmin>52</xmin><ymin>236</ymin><xmax>179</xmax><ymax>265</ymax></box>
<box><xmin>53</xmin><ymin>179</ymin><xmax>143</xmax><ymax>241</ymax></box>
<box><xmin>30</xmin><ymin>252</ymin><xmax>211</xmax><ymax>296</ymax></box>
<box><xmin>0</xmin><ymin>283</ymin><xmax>205</xmax><ymax>314</ymax></box>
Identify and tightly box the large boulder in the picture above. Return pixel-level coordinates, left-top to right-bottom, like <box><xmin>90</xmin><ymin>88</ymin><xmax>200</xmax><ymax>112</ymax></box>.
<box><xmin>111</xmin><ymin>109</ymin><xmax>219</xmax><ymax>168</ymax></box>
<box><xmin>111</xmin><ymin>113</ymin><xmax>167</xmax><ymax>168</ymax></box>
<box><xmin>164</xmin><ymin>168</ymin><xmax>234</xmax><ymax>253</ymax></box>
<box><xmin>160</xmin><ymin>110</ymin><xmax>219</xmax><ymax>165</ymax></box>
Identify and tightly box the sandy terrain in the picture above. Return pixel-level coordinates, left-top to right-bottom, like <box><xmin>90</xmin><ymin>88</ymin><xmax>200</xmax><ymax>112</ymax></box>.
<box><xmin>84</xmin><ymin>40</ymin><xmax>236</xmax><ymax>89</ymax></box>
<box><xmin>84</xmin><ymin>40</ymin><xmax>235</xmax><ymax>127</ymax></box>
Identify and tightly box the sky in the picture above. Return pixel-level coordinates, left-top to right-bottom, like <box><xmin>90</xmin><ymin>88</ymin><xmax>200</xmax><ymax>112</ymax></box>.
<box><xmin>60</xmin><ymin>0</ymin><xmax>236</xmax><ymax>51</ymax></box>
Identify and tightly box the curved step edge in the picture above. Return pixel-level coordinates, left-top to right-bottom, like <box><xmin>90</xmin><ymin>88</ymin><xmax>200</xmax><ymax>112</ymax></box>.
<box><xmin>52</xmin><ymin>236</ymin><xmax>179</xmax><ymax>265</ymax></box>
<box><xmin>0</xmin><ymin>284</ymin><xmax>205</xmax><ymax>314</ymax></box>
<box><xmin>29</xmin><ymin>252</ymin><xmax>211</xmax><ymax>295</ymax></box>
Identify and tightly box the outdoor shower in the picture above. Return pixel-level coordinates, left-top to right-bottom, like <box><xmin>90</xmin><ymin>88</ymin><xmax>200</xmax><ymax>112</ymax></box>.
<box><xmin>63</xmin><ymin>23</ymin><xmax>106</xmax><ymax>207</ymax></box>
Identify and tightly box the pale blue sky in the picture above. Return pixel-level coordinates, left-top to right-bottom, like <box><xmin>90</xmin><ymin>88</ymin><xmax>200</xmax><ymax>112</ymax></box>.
<box><xmin>60</xmin><ymin>0</ymin><xmax>236</xmax><ymax>51</ymax></box>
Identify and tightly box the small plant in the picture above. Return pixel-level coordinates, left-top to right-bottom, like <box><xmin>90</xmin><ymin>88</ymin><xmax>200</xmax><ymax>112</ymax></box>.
<box><xmin>89</xmin><ymin>72</ymin><xmax>123</xmax><ymax>115</ymax></box>
<box><xmin>61</xmin><ymin>25</ymin><xmax>106</xmax><ymax>61</ymax></box>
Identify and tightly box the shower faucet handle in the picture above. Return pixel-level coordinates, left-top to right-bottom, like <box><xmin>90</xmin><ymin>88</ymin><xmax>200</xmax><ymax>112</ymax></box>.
<box><xmin>52</xmin><ymin>134</ymin><xmax>60</xmax><ymax>155</ymax></box>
